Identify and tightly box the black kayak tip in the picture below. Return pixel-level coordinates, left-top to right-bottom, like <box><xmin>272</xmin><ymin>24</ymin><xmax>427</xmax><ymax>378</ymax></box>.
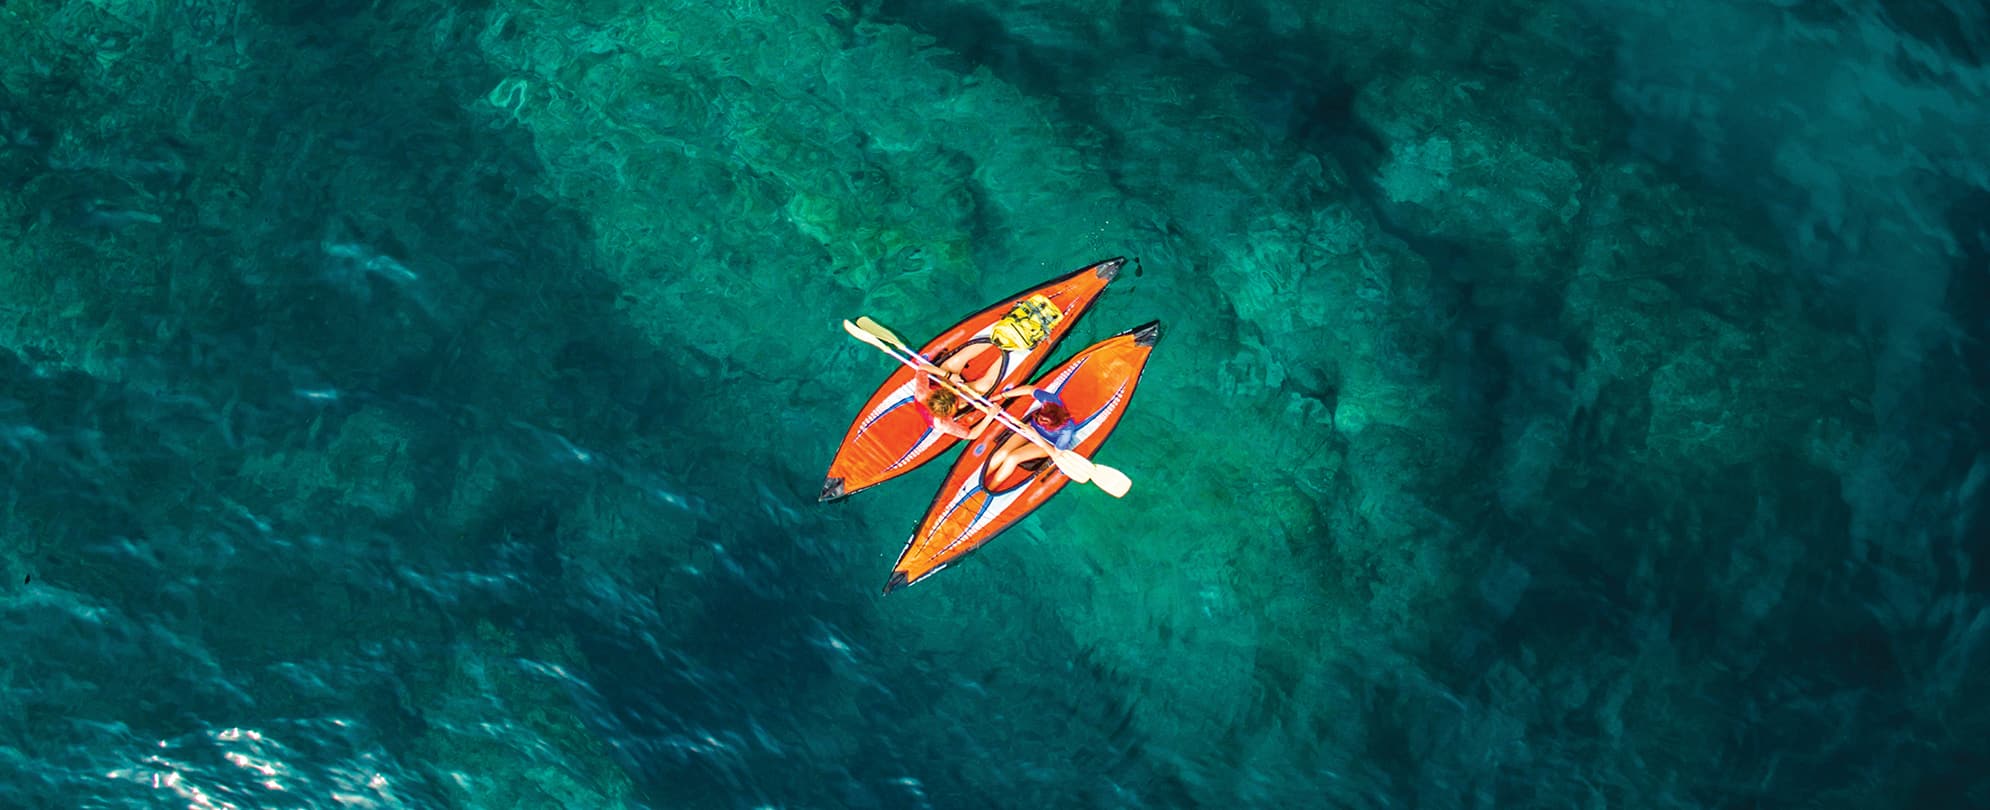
<box><xmin>818</xmin><ymin>477</ymin><xmax>846</xmax><ymax>502</ymax></box>
<box><xmin>1094</xmin><ymin>256</ymin><xmax>1127</xmax><ymax>280</ymax></box>
<box><xmin>1132</xmin><ymin>321</ymin><xmax>1164</xmax><ymax>347</ymax></box>
<box><xmin>881</xmin><ymin>570</ymin><xmax>911</xmax><ymax>595</ymax></box>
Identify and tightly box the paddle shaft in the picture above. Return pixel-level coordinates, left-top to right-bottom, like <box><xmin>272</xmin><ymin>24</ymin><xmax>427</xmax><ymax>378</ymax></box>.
<box><xmin>860</xmin><ymin>332</ymin><xmax>1075</xmax><ymax>463</ymax></box>
<box><xmin>844</xmin><ymin>317</ymin><xmax>1131</xmax><ymax>497</ymax></box>
<box><xmin>847</xmin><ymin>319</ymin><xmax>1071</xmax><ymax>441</ymax></box>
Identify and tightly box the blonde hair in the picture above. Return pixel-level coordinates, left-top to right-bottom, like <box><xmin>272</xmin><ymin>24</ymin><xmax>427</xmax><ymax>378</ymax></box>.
<box><xmin>925</xmin><ymin>387</ymin><xmax>960</xmax><ymax>415</ymax></box>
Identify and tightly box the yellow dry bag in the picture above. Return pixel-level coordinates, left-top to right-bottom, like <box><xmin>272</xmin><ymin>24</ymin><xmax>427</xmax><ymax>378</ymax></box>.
<box><xmin>989</xmin><ymin>294</ymin><xmax>1062</xmax><ymax>351</ymax></box>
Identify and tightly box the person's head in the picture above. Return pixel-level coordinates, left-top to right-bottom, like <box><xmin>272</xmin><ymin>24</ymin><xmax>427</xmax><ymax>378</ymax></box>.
<box><xmin>1031</xmin><ymin>402</ymin><xmax>1071</xmax><ymax>430</ymax></box>
<box><xmin>925</xmin><ymin>387</ymin><xmax>961</xmax><ymax>416</ymax></box>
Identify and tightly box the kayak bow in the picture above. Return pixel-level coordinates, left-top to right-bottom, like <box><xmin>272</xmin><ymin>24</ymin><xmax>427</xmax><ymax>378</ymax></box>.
<box><xmin>821</xmin><ymin>258</ymin><xmax>1124</xmax><ymax>501</ymax></box>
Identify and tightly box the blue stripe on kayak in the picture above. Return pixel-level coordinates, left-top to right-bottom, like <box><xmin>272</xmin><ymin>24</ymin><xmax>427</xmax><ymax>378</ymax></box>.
<box><xmin>938</xmin><ymin>485</ymin><xmax>997</xmax><ymax>557</ymax></box>
<box><xmin>861</xmin><ymin>394</ymin><xmax>913</xmax><ymax>433</ymax></box>
<box><xmin>887</xmin><ymin>425</ymin><xmax>934</xmax><ymax>472</ymax></box>
<box><xmin>1074</xmin><ymin>384</ymin><xmax>1125</xmax><ymax>432</ymax></box>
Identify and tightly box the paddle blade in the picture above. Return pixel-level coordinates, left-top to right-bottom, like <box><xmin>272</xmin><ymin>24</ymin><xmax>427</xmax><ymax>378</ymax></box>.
<box><xmin>1047</xmin><ymin>449</ymin><xmax>1093</xmax><ymax>484</ymax></box>
<box><xmin>842</xmin><ymin>319</ymin><xmax>890</xmax><ymax>350</ymax></box>
<box><xmin>845</xmin><ymin>319</ymin><xmax>942</xmax><ymax>373</ymax></box>
<box><xmin>854</xmin><ymin>316</ymin><xmax>909</xmax><ymax>350</ymax></box>
<box><xmin>1089</xmin><ymin>463</ymin><xmax>1132</xmax><ymax>498</ymax></box>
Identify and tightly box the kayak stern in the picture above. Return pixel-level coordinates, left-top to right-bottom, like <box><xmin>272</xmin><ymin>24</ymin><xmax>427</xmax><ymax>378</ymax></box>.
<box><xmin>819</xmin><ymin>476</ymin><xmax>847</xmax><ymax>502</ymax></box>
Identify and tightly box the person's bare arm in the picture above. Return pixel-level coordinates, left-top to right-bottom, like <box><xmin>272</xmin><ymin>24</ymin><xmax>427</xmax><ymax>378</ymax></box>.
<box><xmin>965</xmin><ymin>417</ymin><xmax>993</xmax><ymax>442</ymax></box>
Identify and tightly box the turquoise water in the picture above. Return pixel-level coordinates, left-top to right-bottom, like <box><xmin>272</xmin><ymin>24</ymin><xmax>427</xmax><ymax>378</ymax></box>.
<box><xmin>3</xmin><ymin>0</ymin><xmax>1986</xmax><ymax>807</ymax></box>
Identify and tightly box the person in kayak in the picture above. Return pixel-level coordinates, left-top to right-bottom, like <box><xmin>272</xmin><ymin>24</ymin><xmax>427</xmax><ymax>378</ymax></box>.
<box><xmin>914</xmin><ymin>296</ymin><xmax>1062</xmax><ymax>440</ymax></box>
<box><xmin>912</xmin><ymin>341</ymin><xmax>1002</xmax><ymax>439</ymax></box>
<box><xmin>983</xmin><ymin>386</ymin><xmax>1082</xmax><ymax>483</ymax></box>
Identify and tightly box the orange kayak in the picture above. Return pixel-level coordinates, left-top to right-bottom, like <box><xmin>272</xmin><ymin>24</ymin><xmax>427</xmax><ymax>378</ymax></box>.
<box><xmin>883</xmin><ymin>320</ymin><xmax>1163</xmax><ymax>593</ymax></box>
<box><xmin>820</xmin><ymin>258</ymin><xmax>1124</xmax><ymax>502</ymax></box>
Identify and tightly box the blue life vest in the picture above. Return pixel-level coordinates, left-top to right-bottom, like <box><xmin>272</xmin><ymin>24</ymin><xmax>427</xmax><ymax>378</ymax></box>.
<box><xmin>1029</xmin><ymin>388</ymin><xmax>1081</xmax><ymax>450</ymax></box>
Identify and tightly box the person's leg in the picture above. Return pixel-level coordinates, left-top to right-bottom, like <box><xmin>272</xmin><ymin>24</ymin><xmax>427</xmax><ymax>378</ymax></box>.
<box><xmin>939</xmin><ymin>345</ymin><xmax>970</xmax><ymax>377</ymax></box>
<box><xmin>942</xmin><ymin>341</ymin><xmax>987</xmax><ymax>375</ymax></box>
<box><xmin>1012</xmin><ymin>443</ymin><xmax>1051</xmax><ymax>480</ymax></box>
<box><xmin>967</xmin><ymin>356</ymin><xmax>1001</xmax><ymax>396</ymax></box>
<box><xmin>989</xmin><ymin>437</ymin><xmax>1048</xmax><ymax>484</ymax></box>
<box><xmin>937</xmin><ymin>343</ymin><xmax>993</xmax><ymax>397</ymax></box>
<box><xmin>985</xmin><ymin>434</ymin><xmax>1022</xmax><ymax>483</ymax></box>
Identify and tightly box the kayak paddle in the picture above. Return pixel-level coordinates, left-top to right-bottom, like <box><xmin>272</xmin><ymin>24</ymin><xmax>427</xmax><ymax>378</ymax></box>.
<box><xmin>844</xmin><ymin>317</ymin><xmax>1133</xmax><ymax>498</ymax></box>
<box><xmin>844</xmin><ymin>318</ymin><xmax>1108</xmax><ymax>490</ymax></box>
